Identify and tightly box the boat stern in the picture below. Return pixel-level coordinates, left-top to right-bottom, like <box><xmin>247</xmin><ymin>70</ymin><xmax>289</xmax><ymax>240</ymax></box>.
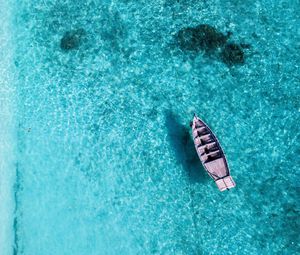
<box><xmin>215</xmin><ymin>176</ymin><xmax>236</xmax><ymax>191</ymax></box>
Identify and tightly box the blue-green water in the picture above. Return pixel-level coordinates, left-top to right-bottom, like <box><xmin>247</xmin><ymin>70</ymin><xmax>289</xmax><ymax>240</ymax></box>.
<box><xmin>0</xmin><ymin>0</ymin><xmax>299</xmax><ymax>254</ymax></box>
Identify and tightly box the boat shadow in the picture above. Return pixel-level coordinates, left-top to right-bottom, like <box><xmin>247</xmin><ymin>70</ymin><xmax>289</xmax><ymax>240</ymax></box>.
<box><xmin>165</xmin><ymin>111</ymin><xmax>208</xmax><ymax>184</ymax></box>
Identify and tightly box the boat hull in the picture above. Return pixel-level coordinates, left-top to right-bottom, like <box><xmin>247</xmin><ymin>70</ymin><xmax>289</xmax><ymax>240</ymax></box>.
<box><xmin>191</xmin><ymin>115</ymin><xmax>236</xmax><ymax>191</ymax></box>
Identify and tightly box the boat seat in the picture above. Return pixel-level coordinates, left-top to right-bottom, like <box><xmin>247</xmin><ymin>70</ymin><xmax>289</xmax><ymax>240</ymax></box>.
<box><xmin>195</xmin><ymin>123</ymin><xmax>204</xmax><ymax>128</ymax></box>
<box><xmin>199</xmin><ymin>134</ymin><xmax>213</xmax><ymax>144</ymax></box>
<box><xmin>198</xmin><ymin>129</ymin><xmax>210</xmax><ymax>136</ymax></box>
<box><xmin>201</xmin><ymin>151</ymin><xmax>221</xmax><ymax>163</ymax></box>
<box><xmin>193</xmin><ymin>129</ymin><xmax>208</xmax><ymax>139</ymax></box>
<box><xmin>206</xmin><ymin>150</ymin><xmax>220</xmax><ymax>157</ymax></box>
<box><xmin>197</xmin><ymin>144</ymin><xmax>219</xmax><ymax>156</ymax></box>
<box><xmin>201</xmin><ymin>133</ymin><xmax>211</xmax><ymax>140</ymax></box>
<box><xmin>195</xmin><ymin>126</ymin><xmax>206</xmax><ymax>132</ymax></box>
<box><xmin>197</xmin><ymin>142</ymin><xmax>216</xmax><ymax>150</ymax></box>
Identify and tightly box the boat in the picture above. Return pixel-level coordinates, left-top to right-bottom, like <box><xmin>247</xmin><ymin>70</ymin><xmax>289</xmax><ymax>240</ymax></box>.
<box><xmin>191</xmin><ymin>114</ymin><xmax>236</xmax><ymax>191</ymax></box>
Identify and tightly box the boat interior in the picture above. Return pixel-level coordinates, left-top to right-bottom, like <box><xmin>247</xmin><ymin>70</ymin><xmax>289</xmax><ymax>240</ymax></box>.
<box><xmin>193</xmin><ymin>124</ymin><xmax>222</xmax><ymax>163</ymax></box>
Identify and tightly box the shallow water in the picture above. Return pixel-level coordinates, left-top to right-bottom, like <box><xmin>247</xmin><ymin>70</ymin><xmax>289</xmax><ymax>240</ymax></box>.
<box><xmin>1</xmin><ymin>0</ymin><xmax>299</xmax><ymax>254</ymax></box>
<box><xmin>0</xmin><ymin>1</ymin><xmax>17</xmax><ymax>253</ymax></box>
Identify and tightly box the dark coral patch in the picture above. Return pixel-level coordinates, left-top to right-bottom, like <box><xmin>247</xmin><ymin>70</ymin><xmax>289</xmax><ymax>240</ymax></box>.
<box><xmin>221</xmin><ymin>43</ymin><xmax>245</xmax><ymax>65</ymax></box>
<box><xmin>176</xmin><ymin>24</ymin><xmax>230</xmax><ymax>52</ymax></box>
<box><xmin>60</xmin><ymin>28</ymin><xmax>86</xmax><ymax>51</ymax></box>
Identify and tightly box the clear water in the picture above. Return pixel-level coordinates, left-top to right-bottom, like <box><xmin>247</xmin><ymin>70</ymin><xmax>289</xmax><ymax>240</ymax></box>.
<box><xmin>0</xmin><ymin>1</ymin><xmax>18</xmax><ymax>254</ymax></box>
<box><xmin>1</xmin><ymin>0</ymin><xmax>299</xmax><ymax>254</ymax></box>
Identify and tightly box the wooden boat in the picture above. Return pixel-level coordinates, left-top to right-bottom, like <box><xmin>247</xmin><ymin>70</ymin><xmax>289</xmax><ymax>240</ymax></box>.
<box><xmin>191</xmin><ymin>114</ymin><xmax>236</xmax><ymax>191</ymax></box>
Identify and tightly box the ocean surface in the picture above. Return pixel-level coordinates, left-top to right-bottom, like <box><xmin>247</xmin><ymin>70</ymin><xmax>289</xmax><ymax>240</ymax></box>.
<box><xmin>0</xmin><ymin>0</ymin><xmax>299</xmax><ymax>254</ymax></box>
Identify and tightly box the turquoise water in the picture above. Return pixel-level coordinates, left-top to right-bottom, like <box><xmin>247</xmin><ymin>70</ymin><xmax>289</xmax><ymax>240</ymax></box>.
<box><xmin>0</xmin><ymin>0</ymin><xmax>17</xmax><ymax>253</ymax></box>
<box><xmin>1</xmin><ymin>0</ymin><xmax>299</xmax><ymax>254</ymax></box>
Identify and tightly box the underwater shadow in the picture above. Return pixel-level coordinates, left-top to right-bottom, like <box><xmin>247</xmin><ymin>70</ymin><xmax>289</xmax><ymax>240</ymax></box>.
<box><xmin>174</xmin><ymin>24</ymin><xmax>250</xmax><ymax>66</ymax></box>
<box><xmin>165</xmin><ymin>111</ymin><xmax>208</xmax><ymax>183</ymax></box>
